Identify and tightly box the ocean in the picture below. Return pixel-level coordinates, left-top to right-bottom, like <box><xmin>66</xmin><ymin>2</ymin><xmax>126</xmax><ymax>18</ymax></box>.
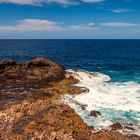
<box><xmin>0</xmin><ymin>39</ymin><xmax>140</xmax><ymax>135</ymax></box>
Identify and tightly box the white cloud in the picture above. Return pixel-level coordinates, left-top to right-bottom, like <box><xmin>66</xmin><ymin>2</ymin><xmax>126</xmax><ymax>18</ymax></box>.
<box><xmin>100</xmin><ymin>22</ymin><xmax>138</xmax><ymax>27</ymax></box>
<box><xmin>0</xmin><ymin>0</ymin><xmax>106</xmax><ymax>5</ymax></box>
<box><xmin>1</xmin><ymin>20</ymin><xmax>138</xmax><ymax>33</ymax></box>
<box><xmin>0</xmin><ymin>0</ymin><xmax>73</xmax><ymax>5</ymax></box>
<box><xmin>48</xmin><ymin>0</ymin><xmax>71</xmax><ymax>4</ymax></box>
<box><xmin>69</xmin><ymin>22</ymin><xmax>96</xmax><ymax>31</ymax></box>
<box><xmin>0</xmin><ymin>19</ymin><xmax>65</xmax><ymax>31</ymax></box>
<box><xmin>0</xmin><ymin>19</ymin><xmax>97</xmax><ymax>32</ymax></box>
<box><xmin>111</xmin><ymin>9</ymin><xmax>129</xmax><ymax>13</ymax></box>
<box><xmin>0</xmin><ymin>0</ymin><xmax>41</xmax><ymax>5</ymax></box>
<box><xmin>81</xmin><ymin>0</ymin><xmax>105</xmax><ymax>3</ymax></box>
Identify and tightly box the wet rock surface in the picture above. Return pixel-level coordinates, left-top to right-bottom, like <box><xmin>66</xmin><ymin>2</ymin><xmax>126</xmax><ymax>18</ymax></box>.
<box><xmin>0</xmin><ymin>58</ymin><xmax>139</xmax><ymax>140</ymax></box>
<box><xmin>110</xmin><ymin>122</ymin><xmax>123</xmax><ymax>130</ymax></box>
<box><xmin>89</xmin><ymin>110</ymin><xmax>101</xmax><ymax>118</ymax></box>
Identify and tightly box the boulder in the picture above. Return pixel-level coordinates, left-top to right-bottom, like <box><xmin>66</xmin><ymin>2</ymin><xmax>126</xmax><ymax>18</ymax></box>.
<box><xmin>110</xmin><ymin>122</ymin><xmax>123</xmax><ymax>130</ymax></box>
<box><xmin>89</xmin><ymin>110</ymin><xmax>101</xmax><ymax>118</ymax></box>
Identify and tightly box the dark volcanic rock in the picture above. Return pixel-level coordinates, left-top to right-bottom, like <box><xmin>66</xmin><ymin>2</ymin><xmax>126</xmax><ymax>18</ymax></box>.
<box><xmin>110</xmin><ymin>122</ymin><xmax>123</xmax><ymax>130</ymax></box>
<box><xmin>124</xmin><ymin>126</ymin><xmax>135</xmax><ymax>131</ymax></box>
<box><xmin>89</xmin><ymin>110</ymin><xmax>101</xmax><ymax>118</ymax></box>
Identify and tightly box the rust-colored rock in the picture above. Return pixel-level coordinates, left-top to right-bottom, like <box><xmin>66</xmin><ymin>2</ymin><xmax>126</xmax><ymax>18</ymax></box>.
<box><xmin>110</xmin><ymin>122</ymin><xmax>123</xmax><ymax>130</ymax></box>
<box><xmin>0</xmin><ymin>57</ymin><xmax>139</xmax><ymax>140</ymax></box>
<box><xmin>0</xmin><ymin>57</ymin><xmax>65</xmax><ymax>90</ymax></box>
<box><xmin>91</xmin><ymin>131</ymin><xmax>139</xmax><ymax>140</ymax></box>
<box><xmin>28</xmin><ymin>57</ymin><xmax>51</xmax><ymax>67</ymax></box>
<box><xmin>0</xmin><ymin>60</ymin><xmax>17</xmax><ymax>68</ymax></box>
<box><xmin>0</xmin><ymin>100</ymin><xmax>92</xmax><ymax>140</ymax></box>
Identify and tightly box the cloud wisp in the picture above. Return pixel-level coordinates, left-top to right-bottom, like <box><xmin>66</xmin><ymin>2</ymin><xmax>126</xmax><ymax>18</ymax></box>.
<box><xmin>100</xmin><ymin>22</ymin><xmax>138</xmax><ymax>27</ymax></box>
<box><xmin>0</xmin><ymin>19</ymin><xmax>138</xmax><ymax>33</ymax></box>
<box><xmin>69</xmin><ymin>22</ymin><xmax>96</xmax><ymax>31</ymax></box>
<box><xmin>81</xmin><ymin>0</ymin><xmax>105</xmax><ymax>3</ymax></box>
<box><xmin>0</xmin><ymin>19</ymin><xmax>97</xmax><ymax>32</ymax></box>
<box><xmin>0</xmin><ymin>0</ymin><xmax>106</xmax><ymax>5</ymax></box>
<box><xmin>111</xmin><ymin>9</ymin><xmax>129</xmax><ymax>13</ymax></box>
<box><xmin>0</xmin><ymin>19</ymin><xmax>65</xmax><ymax>31</ymax></box>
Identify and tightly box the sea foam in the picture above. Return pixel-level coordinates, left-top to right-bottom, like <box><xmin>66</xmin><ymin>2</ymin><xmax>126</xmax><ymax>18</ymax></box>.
<box><xmin>63</xmin><ymin>69</ymin><xmax>140</xmax><ymax>135</ymax></box>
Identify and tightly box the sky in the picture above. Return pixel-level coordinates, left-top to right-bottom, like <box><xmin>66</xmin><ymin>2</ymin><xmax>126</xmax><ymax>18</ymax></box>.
<box><xmin>0</xmin><ymin>0</ymin><xmax>140</xmax><ymax>39</ymax></box>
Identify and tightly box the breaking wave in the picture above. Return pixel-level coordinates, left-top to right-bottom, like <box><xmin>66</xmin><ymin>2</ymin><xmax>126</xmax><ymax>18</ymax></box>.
<box><xmin>63</xmin><ymin>69</ymin><xmax>140</xmax><ymax>136</ymax></box>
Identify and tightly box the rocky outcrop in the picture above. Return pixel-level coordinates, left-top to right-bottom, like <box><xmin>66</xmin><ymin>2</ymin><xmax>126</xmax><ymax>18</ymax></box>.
<box><xmin>0</xmin><ymin>101</ymin><xmax>92</xmax><ymax>140</ymax></box>
<box><xmin>0</xmin><ymin>57</ymin><xmax>65</xmax><ymax>90</ymax></box>
<box><xmin>0</xmin><ymin>60</ymin><xmax>16</xmax><ymax>69</ymax></box>
<box><xmin>0</xmin><ymin>57</ymin><xmax>139</xmax><ymax>140</ymax></box>
<box><xmin>0</xmin><ymin>57</ymin><xmax>66</xmax><ymax>103</ymax></box>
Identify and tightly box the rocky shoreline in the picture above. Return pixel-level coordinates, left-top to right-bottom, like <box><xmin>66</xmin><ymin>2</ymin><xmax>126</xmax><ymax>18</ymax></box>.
<box><xmin>0</xmin><ymin>57</ymin><xmax>139</xmax><ymax>140</ymax></box>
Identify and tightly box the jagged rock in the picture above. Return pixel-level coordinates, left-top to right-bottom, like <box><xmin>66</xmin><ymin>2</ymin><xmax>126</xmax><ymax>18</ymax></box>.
<box><xmin>110</xmin><ymin>122</ymin><xmax>123</xmax><ymax>130</ymax></box>
<box><xmin>89</xmin><ymin>110</ymin><xmax>101</xmax><ymax>118</ymax></box>
<box><xmin>81</xmin><ymin>104</ymin><xmax>87</xmax><ymax>110</ymax></box>
<box><xmin>90</xmin><ymin>126</ymin><xmax>94</xmax><ymax>130</ymax></box>
<box><xmin>0</xmin><ymin>57</ymin><xmax>65</xmax><ymax>90</ymax></box>
<box><xmin>124</xmin><ymin>126</ymin><xmax>135</xmax><ymax>131</ymax></box>
<box><xmin>0</xmin><ymin>60</ymin><xmax>17</xmax><ymax>74</ymax></box>
<box><xmin>27</xmin><ymin>57</ymin><xmax>51</xmax><ymax>67</ymax></box>
<box><xmin>0</xmin><ymin>60</ymin><xmax>17</xmax><ymax>68</ymax></box>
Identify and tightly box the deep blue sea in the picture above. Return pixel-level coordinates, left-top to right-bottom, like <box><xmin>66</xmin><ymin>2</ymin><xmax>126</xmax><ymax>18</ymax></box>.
<box><xmin>0</xmin><ymin>39</ymin><xmax>140</xmax><ymax>134</ymax></box>
<box><xmin>0</xmin><ymin>39</ymin><xmax>140</xmax><ymax>82</ymax></box>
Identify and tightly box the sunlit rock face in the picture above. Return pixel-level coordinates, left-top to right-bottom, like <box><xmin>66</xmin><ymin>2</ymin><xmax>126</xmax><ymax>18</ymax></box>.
<box><xmin>0</xmin><ymin>57</ymin><xmax>65</xmax><ymax>87</ymax></box>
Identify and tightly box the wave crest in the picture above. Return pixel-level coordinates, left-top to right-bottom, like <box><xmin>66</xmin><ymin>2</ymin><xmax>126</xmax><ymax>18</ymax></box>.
<box><xmin>63</xmin><ymin>69</ymin><xmax>140</xmax><ymax>136</ymax></box>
